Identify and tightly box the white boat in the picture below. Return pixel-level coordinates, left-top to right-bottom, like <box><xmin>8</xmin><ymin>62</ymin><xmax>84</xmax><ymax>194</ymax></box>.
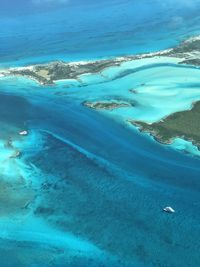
<box><xmin>19</xmin><ymin>130</ymin><xmax>28</xmax><ymax>136</ymax></box>
<box><xmin>163</xmin><ymin>206</ymin><xmax>175</xmax><ymax>213</ymax></box>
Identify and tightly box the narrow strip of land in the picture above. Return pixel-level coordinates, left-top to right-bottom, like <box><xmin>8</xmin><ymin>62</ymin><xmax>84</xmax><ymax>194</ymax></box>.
<box><xmin>1</xmin><ymin>35</ymin><xmax>200</xmax><ymax>85</ymax></box>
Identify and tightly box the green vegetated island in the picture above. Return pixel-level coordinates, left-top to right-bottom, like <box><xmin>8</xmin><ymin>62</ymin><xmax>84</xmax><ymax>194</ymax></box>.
<box><xmin>83</xmin><ymin>101</ymin><xmax>131</xmax><ymax>110</ymax></box>
<box><xmin>129</xmin><ymin>101</ymin><xmax>200</xmax><ymax>149</ymax></box>
<box><xmin>1</xmin><ymin>36</ymin><xmax>200</xmax><ymax>150</ymax></box>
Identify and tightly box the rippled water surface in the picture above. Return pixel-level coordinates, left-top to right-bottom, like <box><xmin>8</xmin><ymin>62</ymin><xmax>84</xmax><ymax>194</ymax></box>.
<box><xmin>1</xmin><ymin>1</ymin><xmax>200</xmax><ymax>266</ymax></box>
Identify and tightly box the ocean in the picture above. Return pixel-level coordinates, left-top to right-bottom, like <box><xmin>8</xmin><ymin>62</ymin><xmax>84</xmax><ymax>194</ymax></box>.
<box><xmin>1</xmin><ymin>0</ymin><xmax>200</xmax><ymax>266</ymax></box>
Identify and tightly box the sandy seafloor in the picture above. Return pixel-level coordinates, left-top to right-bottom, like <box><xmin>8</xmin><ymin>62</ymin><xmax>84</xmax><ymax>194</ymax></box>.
<box><xmin>1</xmin><ymin>0</ymin><xmax>200</xmax><ymax>266</ymax></box>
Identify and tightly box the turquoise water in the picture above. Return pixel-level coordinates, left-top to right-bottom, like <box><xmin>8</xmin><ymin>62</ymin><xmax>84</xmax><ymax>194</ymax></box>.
<box><xmin>1</xmin><ymin>1</ymin><xmax>200</xmax><ymax>266</ymax></box>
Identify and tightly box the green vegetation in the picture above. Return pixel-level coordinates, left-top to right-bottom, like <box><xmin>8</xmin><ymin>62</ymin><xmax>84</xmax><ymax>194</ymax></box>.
<box><xmin>11</xmin><ymin>69</ymin><xmax>50</xmax><ymax>85</ymax></box>
<box><xmin>8</xmin><ymin>58</ymin><xmax>132</xmax><ymax>85</ymax></box>
<box><xmin>83</xmin><ymin>101</ymin><xmax>130</xmax><ymax>110</ymax></box>
<box><xmin>171</xmin><ymin>39</ymin><xmax>200</xmax><ymax>55</ymax></box>
<box><xmin>4</xmin><ymin>36</ymin><xmax>200</xmax><ymax>85</ymax></box>
<box><xmin>129</xmin><ymin>101</ymin><xmax>200</xmax><ymax>148</ymax></box>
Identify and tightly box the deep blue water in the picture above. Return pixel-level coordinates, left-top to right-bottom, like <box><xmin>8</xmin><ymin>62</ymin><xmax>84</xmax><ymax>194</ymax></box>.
<box><xmin>1</xmin><ymin>1</ymin><xmax>200</xmax><ymax>266</ymax></box>
<box><xmin>1</xmin><ymin>0</ymin><xmax>200</xmax><ymax>66</ymax></box>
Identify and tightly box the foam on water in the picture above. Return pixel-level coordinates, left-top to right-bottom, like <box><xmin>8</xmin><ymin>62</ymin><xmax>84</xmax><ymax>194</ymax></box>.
<box><xmin>170</xmin><ymin>138</ymin><xmax>200</xmax><ymax>157</ymax></box>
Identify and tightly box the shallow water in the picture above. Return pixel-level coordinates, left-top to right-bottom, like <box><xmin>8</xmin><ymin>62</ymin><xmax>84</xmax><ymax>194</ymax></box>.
<box><xmin>1</xmin><ymin>1</ymin><xmax>200</xmax><ymax>266</ymax></box>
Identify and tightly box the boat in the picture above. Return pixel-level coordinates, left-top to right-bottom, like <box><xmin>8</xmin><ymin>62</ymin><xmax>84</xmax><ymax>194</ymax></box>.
<box><xmin>19</xmin><ymin>130</ymin><xmax>28</xmax><ymax>136</ymax></box>
<box><xmin>163</xmin><ymin>206</ymin><xmax>175</xmax><ymax>213</ymax></box>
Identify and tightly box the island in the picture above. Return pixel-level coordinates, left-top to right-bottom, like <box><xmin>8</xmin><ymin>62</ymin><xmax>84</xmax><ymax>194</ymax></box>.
<box><xmin>1</xmin><ymin>36</ymin><xmax>200</xmax><ymax>150</ymax></box>
<box><xmin>1</xmin><ymin>35</ymin><xmax>200</xmax><ymax>85</ymax></box>
<box><xmin>129</xmin><ymin>101</ymin><xmax>200</xmax><ymax>149</ymax></box>
<box><xmin>0</xmin><ymin>58</ymin><xmax>134</xmax><ymax>85</ymax></box>
<box><xmin>83</xmin><ymin>101</ymin><xmax>130</xmax><ymax>110</ymax></box>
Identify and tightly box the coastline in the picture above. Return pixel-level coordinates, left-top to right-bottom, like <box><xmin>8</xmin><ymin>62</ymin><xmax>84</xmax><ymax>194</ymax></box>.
<box><xmin>1</xmin><ymin>35</ymin><xmax>200</xmax><ymax>154</ymax></box>
<box><xmin>1</xmin><ymin>35</ymin><xmax>200</xmax><ymax>86</ymax></box>
<box><xmin>129</xmin><ymin>101</ymin><xmax>200</xmax><ymax>151</ymax></box>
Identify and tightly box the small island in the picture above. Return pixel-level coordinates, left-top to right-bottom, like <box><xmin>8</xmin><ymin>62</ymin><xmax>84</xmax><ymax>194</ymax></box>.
<box><xmin>83</xmin><ymin>101</ymin><xmax>130</xmax><ymax>110</ymax></box>
<box><xmin>129</xmin><ymin>101</ymin><xmax>200</xmax><ymax>149</ymax></box>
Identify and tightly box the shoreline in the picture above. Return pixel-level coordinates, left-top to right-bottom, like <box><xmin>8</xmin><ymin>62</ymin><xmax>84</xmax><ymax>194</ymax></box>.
<box><xmin>1</xmin><ymin>35</ymin><xmax>200</xmax><ymax>155</ymax></box>
<box><xmin>1</xmin><ymin>35</ymin><xmax>200</xmax><ymax>86</ymax></box>
<box><xmin>128</xmin><ymin>101</ymin><xmax>200</xmax><ymax>151</ymax></box>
